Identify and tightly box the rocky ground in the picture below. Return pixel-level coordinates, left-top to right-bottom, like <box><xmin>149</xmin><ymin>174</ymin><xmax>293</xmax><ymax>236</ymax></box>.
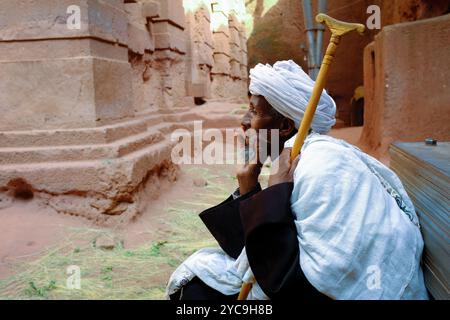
<box><xmin>0</xmin><ymin>159</ymin><xmax>245</xmax><ymax>299</ymax></box>
<box><xmin>0</xmin><ymin>110</ymin><xmax>367</xmax><ymax>299</ymax></box>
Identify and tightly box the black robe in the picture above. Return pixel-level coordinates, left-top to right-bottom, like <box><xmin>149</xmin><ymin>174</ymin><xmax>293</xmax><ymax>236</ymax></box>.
<box><xmin>170</xmin><ymin>182</ymin><xmax>328</xmax><ymax>300</ymax></box>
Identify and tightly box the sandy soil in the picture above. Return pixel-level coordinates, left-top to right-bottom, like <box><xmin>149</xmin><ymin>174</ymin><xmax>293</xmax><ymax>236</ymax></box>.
<box><xmin>0</xmin><ymin>161</ymin><xmax>239</xmax><ymax>282</ymax></box>
<box><xmin>0</xmin><ymin>126</ymin><xmax>367</xmax><ymax>276</ymax></box>
<box><xmin>0</xmin><ymin>202</ymin><xmax>85</xmax><ymax>279</ymax></box>
<box><xmin>0</xmin><ymin>124</ymin><xmax>367</xmax><ymax>297</ymax></box>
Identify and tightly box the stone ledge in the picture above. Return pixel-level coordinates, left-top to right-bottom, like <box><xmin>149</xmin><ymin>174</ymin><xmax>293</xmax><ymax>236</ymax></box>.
<box><xmin>0</xmin><ymin>108</ymin><xmax>242</xmax><ymax>225</ymax></box>
<box><xmin>0</xmin><ymin>137</ymin><xmax>174</xmax><ymax>196</ymax></box>
<box><xmin>0</xmin><ymin>38</ymin><xmax>128</xmax><ymax>62</ymax></box>
<box><xmin>0</xmin><ymin>115</ymin><xmax>162</xmax><ymax>148</ymax></box>
<box><xmin>151</xmin><ymin>0</ymin><xmax>185</xmax><ymax>30</ymax></box>
<box><xmin>142</xmin><ymin>1</ymin><xmax>160</xmax><ymax>20</ymax></box>
<box><xmin>0</xmin><ymin>128</ymin><xmax>165</xmax><ymax>165</ymax></box>
<box><xmin>0</xmin><ymin>143</ymin><xmax>178</xmax><ymax>225</ymax></box>
<box><xmin>0</xmin><ymin>0</ymin><xmax>128</xmax><ymax>46</ymax></box>
<box><xmin>127</xmin><ymin>23</ymin><xmax>155</xmax><ymax>54</ymax></box>
<box><xmin>152</xmin><ymin>21</ymin><xmax>187</xmax><ymax>53</ymax></box>
<box><xmin>0</xmin><ymin>56</ymin><xmax>133</xmax><ymax>131</ymax></box>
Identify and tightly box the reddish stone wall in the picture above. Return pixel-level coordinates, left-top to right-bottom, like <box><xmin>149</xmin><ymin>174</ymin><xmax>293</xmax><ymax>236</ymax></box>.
<box><xmin>0</xmin><ymin>0</ymin><xmax>248</xmax><ymax>223</ymax></box>
<box><xmin>360</xmin><ymin>14</ymin><xmax>450</xmax><ymax>157</ymax></box>
<box><xmin>245</xmin><ymin>0</ymin><xmax>450</xmax><ymax>126</ymax></box>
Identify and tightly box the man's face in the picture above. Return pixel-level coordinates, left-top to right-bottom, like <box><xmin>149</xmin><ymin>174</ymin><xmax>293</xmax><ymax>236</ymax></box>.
<box><xmin>240</xmin><ymin>94</ymin><xmax>296</xmax><ymax>163</ymax></box>
<box><xmin>241</xmin><ymin>95</ymin><xmax>282</xmax><ymax>133</ymax></box>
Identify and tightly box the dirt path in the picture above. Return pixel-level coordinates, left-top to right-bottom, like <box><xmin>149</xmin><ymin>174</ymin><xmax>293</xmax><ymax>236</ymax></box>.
<box><xmin>0</xmin><ymin>126</ymin><xmax>365</xmax><ymax>299</ymax></box>
<box><xmin>0</xmin><ymin>151</ymin><xmax>242</xmax><ymax>299</ymax></box>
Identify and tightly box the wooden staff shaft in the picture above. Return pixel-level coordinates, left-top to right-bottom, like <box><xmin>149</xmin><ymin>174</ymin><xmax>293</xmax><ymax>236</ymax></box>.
<box><xmin>237</xmin><ymin>283</ymin><xmax>252</xmax><ymax>300</ymax></box>
<box><xmin>290</xmin><ymin>34</ymin><xmax>340</xmax><ymax>161</ymax></box>
<box><xmin>290</xmin><ymin>13</ymin><xmax>365</xmax><ymax>160</ymax></box>
<box><xmin>238</xmin><ymin>14</ymin><xmax>365</xmax><ymax>301</ymax></box>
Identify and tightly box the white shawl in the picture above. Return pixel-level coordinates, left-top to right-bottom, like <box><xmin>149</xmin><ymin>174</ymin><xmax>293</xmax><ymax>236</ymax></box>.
<box><xmin>167</xmin><ymin>134</ymin><xmax>429</xmax><ymax>300</ymax></box>
<box><xmin>285</xmin><ymin>133</ymin><xmax>428</xmax><ymax>299</ymax></box>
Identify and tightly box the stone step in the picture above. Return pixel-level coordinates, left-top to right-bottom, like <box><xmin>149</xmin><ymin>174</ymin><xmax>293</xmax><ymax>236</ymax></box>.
<box><xmin>163</xmin><ymin>112</ymin><xmax>241</xmax><ymax>129</ymax></box>
<box><xmin>0</xmin><ymin>137</ymin><xmax>175</xmax><ymax>196</ymax></box>
<box><xmin>142</xmin><ymin>101</ymin><xmax>244</xmax><ymax>126</ymax></box>
<box><xmin>0</xmin><ymin>109</ymin><xmax>241</xmax><ymax>150</ymax></box>
<box><xmin>0</xmin><ymin>114</ymin><xmax>162</xmax><ymax>148</ymax></box>
<box><xmin>0</xmin><ymin>113</ymin><xmax>241</xmax><ymax>165</ymax></box>
<box><xmin>0</xmin><ymin>126</ymin><xmax>165</xmax><ymax>165</ymax></box>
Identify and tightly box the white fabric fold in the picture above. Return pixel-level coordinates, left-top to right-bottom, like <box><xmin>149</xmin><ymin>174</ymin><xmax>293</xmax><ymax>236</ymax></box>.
<box><xmin>285</xmin><ymin>133</ymin><xmax>428</xmax><ymax>299</ymax></box>
<box><xmin>167</xmin><ymin>133</ymin><xmax>429</xmax><ymax>300</ymax></box>
<box><xmin>166</xmin><ymin>247</ymin><xmax>268</xmax><ymax>300</ymax></box>
<box><xmin>249</xmin><ymin>60</ymin><xmax>336</xmax><ymax>133</ymax></box>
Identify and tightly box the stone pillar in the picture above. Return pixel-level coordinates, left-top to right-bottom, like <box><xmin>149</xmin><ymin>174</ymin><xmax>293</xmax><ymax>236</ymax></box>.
<box><xmin>360</xmin><ymin>14</ymin><xmax>450</xmax><ymax>156</ymax></box>
<box><xmin>360</xmin><ymin>42</ymin><xmax>380</xmax><ymax>150</ymax></box>
<box><xmin>210</xmin><ymin>0</ymin><xmax>248</xmax><ymax>101</ymax></box>
<box><xmin>0</xmin><ymin>0</ymin><xmax>178</xmax><ymax>225</ymax></box>
<box><xmin>125</xmin><ymin>0</ymin><xmax>157</xmax><ymax>113</ymax></box>
<box><xmin>239</xmin><ymin>28</ymin><xmax>249</xmax><ymax>82</ymax></box>
<box><xmin>0</xmin><ymin>0</ymin><xmax>248</xmax><ymax>224</ymax></box>
<box><xmin>210</xmin><ymin>1</ymin><xmax>232</xmax><ymax>99</ymax></box>
<box><xmin>228</xmin><ymin>13</ymin><xmax>242</xmax><ymax>80</ymax></box>
<box><xmin>184</xmin><ymin>0</ymin><xmax>214</xmax><ymax>100</ymax></box>
<box><xmin>229</xmin><ymin>1</ymin><xmax>248</xmax><ymax>100</ymax></box>
<box><xmin>0</xmin><ymin>0</ymin><xmax>132</xmax><ymax>131</ymax></box>
<box><xmin>150</xmin><ymin>0</ymin><xmax>187</xmax><ymax>109</ymax></box>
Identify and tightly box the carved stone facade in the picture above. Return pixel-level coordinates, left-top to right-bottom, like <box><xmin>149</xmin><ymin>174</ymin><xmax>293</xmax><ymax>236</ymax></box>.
<box><xmin>0</xmin><ymin>0</ymin><xmax>248</xmax><ymax>224</ymax></box>
<box><xmin>360</xmin><ymin>14</ymin><xmax>450</xmax><ymax>158</ymax></box>
<box><xmin>245</xmin><ymin>0</ymin><xmax>450</xmax><ymax>126</ymax></box>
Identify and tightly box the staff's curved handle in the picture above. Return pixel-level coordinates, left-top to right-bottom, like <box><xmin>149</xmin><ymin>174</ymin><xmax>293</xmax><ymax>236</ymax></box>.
<box><xmin>290</xmin><ymin>14</ymin><xmax>365</xmax><ymax>161</ymax></box>
<box><xmin>316</xmin><ymin>13</ymin><xmax>365</xmax><ymax>36</ymax></box>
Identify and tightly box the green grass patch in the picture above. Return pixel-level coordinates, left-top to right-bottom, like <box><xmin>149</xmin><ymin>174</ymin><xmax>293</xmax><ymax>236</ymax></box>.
<box><xmin>0</xmin><ymin>166</ymin><xmax>234</xmax><ymax>300</ymax></box>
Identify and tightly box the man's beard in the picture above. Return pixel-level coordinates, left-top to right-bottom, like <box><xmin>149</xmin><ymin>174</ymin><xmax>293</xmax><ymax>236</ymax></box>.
<box><xmin>243</xmin><ymin>129</ymin><xmax>273</xmax><ymax>165</ymax></box>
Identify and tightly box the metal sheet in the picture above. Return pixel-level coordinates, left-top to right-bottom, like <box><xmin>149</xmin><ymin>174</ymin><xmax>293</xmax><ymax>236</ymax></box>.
<box><xmin>393</xmin><ymin>142</ymin><xmax>450</xmax><ymax>177</ymax></box>
<box><xmin>390</xmin><ymin>141</ymin><xmax>450</xmax><ymax>300</ymax></box>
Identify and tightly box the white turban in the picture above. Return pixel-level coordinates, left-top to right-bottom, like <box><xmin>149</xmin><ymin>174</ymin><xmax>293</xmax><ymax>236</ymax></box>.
<box><xmin>249</xmin><ymin>60</ymin><xmax>336</xmax><ymax>133</ymax></box>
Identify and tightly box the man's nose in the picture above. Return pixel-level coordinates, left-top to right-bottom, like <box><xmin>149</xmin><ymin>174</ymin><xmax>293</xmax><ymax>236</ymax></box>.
<box><xmin>241</xmin><ymin>112</ymin><xmax>251</xmax><ymax>132</ymax></box>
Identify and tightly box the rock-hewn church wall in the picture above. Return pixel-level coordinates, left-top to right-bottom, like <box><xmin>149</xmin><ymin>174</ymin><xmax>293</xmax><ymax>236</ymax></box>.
<box><xmin>0</xmin><ymin>0</ymin><xmax>248</xmax><ymax>224</ymax></box>
<box><xmin>245</xmin><ymin>0</ymin><xmax>450</xmax><ymax>126</ymax></box>
<box><xmin>360</xmin><ymin>14</ymin><xmax>450</xmax><ymax>158</ymax></box>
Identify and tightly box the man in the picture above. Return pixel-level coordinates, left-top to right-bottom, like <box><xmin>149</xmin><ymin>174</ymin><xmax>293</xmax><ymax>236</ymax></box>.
<box><xmin>167</xmin><ymin>60</ymin><xmax>429</xmax><ymax>300</ymax></box>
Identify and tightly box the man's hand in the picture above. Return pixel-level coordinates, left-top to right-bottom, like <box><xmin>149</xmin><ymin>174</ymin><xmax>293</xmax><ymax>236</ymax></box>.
<box><xmin>236</xmin><ymin>163</ymin><xmax>262</xmax><ymax>196</ymax></box>
<box><xmin>268</xmin><ymin>148</ymin><xmax>300</xmax><ymax>187</ymax></box>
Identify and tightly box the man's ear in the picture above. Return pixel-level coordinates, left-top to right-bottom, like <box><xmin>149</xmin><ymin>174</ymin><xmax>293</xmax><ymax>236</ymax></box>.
<box><xmin>279</xmin><ymin>118</ymin><xmax>296</xmax><ymax>139</ymax></box>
